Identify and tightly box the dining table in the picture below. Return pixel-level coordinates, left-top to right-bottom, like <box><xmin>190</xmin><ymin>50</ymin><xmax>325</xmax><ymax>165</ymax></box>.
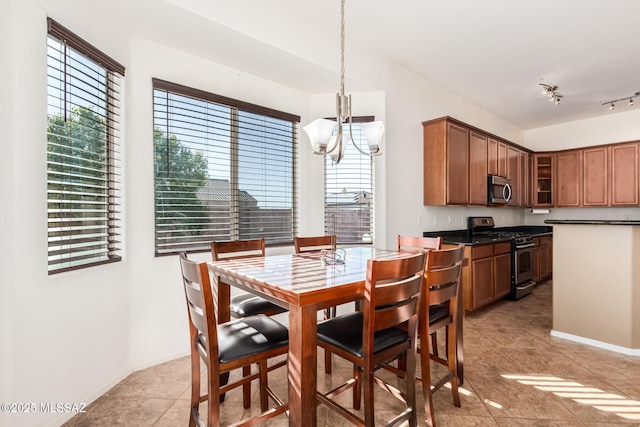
<box><xmin>207</xmin><ymin>246</ymin><xmax>464</xmax><ymax>426</ymax></box>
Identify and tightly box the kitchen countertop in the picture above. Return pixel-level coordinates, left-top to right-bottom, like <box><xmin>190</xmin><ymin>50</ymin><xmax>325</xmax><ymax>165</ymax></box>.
<box><xmin>545</xmin><ymin>219</ymin><xmax>640</xmax><ymax>226</ymax></box>
<box><xmin>423</xmin><ymin>225</ymin><xmax>553</xmax><ymax>246</ymax></box>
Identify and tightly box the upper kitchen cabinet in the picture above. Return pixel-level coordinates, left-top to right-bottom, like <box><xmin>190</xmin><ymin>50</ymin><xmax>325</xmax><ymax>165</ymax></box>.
<box><xmin>533</xmin><ymin>153</ymin><xmax>554</xmax><ymax>207</ymax></box>
<box><xmin>423</xmin><ymin>117</ymin><xmax>469</xmax><ymax>205</ymax></box>
<box><xmin>487</xmin><ymin>138</ymin><xmax>498</xmax><ymax>175</ymax></box>
<box><xmin>497</xmin><ymin>141</ymin><xmax>508</xmax><ymax>177</ymax></box>
<box><xmin>469</xmin><ymin>131</ymin><xmax>489</xmax><ymax>205</ymax></box>
<box><xmin>582</xmin><ymin>146</ymin><xmax>608</xmax><ymax>207</ymax></box>
<box><xmin>555</xmin><ymin>149</ymin><xmax>582</xmax><ymax>207</ymax></box>
<box><xmin>610</xmin><ymin>142</ymin><xmax>639</xmax><ymax>206</ymax></box>
<box><xmin>506</xmin><ymin>146</ymin><xmax>521</xmax><ymax>206</ymax></box>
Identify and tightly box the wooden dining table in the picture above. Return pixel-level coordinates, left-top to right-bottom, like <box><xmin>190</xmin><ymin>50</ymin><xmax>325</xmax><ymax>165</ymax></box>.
<box><xmin>207</xmin><ymin>246</ymin><xmax>464</xmax><ymax>426</ymax></box>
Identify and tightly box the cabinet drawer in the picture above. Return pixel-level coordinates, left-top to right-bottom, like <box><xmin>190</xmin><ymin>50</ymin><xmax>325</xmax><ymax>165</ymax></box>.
<box><xmin>471</xmin><ymin>244</ymin><xmax>493</xmax><ymax>259</ymax></box>
<box><xmin>494</xmin><ymin>242</ymin><xmax>511</xmax><ymax>255</ymax></box>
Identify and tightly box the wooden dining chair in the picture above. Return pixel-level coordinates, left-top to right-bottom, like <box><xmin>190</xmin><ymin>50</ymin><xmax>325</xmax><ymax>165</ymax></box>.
<box><xmin>179</xmin><ymin>253</ymin><xmax>289</xmax><ymax>427</ymax></box>
<box><xmin>396</xmin><ymin>235</ymin><xmax>442</xmax><ymax>252</ymax></box>
<box><xmin>316</xmin><ymin>252</ymin><xmax>426</xmax><ymax>427</ymax></box>
<box><xmin>396</xmin><ymin>235</ymin><xmax>443</xmax><ymax>361</ymax></box>
<box><xmin>418</xmin><ymin>244</ymin><xmax>464</xmax><ymax>427</ymax></box>
<box><xmin>211</xmin><ymin>239</ymin><xmax>288</xmax><ymax>407</ymax></box>
<box><xmin>293</xmin><ymin>235</ymin><xmax>337</xmax><ymax>373</ymax></box>
<box><xmin>211</xmin><ymin>239</ymin><xmax>287</xmax><ymax>318</ymax></box>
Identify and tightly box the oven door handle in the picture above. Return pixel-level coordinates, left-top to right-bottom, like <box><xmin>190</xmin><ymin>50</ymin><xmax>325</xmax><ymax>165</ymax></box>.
<box><xmin>515</xmin><ymin>243</ymin><xmax>535</xmax><ymax>249</ymax></box>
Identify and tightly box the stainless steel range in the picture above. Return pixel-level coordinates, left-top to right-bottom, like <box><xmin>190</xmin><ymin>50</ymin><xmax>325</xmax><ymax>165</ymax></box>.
<box><xmin>467</xmin><ymin>217</ymin><xmax>536</xmax><ymax>300</ymax></box>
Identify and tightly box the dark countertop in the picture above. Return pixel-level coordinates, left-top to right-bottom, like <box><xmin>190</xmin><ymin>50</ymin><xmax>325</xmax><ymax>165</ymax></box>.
<box><xmin>423</xmin><ymin>225</ymin><xmax>553</xmax><ymax>246</ymax></box>
<box><xmin>545</xmin><ymin>219</ymin><xmax>640</xmax><ymax>226</ymax></box>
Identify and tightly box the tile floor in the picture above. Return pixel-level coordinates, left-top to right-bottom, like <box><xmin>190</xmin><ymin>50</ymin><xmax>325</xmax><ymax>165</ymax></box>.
<box><xmin>63</xmin><ymin>281</ymin><xmax>640</xmax><ymax>426</ymax></box>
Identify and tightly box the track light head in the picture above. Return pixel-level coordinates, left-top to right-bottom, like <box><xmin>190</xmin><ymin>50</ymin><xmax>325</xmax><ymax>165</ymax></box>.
<box><xmin>630</xmin><ymin>98</ymin><xmax>635</xmax><ymax>107</ymax></box>
<box><xmin>610</xmin><ymin>103</ymin><xmax>615</xmax><ymax>111</ymax></box>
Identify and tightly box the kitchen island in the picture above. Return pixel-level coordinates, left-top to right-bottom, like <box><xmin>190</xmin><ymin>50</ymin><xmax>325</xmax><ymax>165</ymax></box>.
<box><xmin>545</xmin><ymin>219</ymin><xmax>640</xmax><ymax>355</ymax></box>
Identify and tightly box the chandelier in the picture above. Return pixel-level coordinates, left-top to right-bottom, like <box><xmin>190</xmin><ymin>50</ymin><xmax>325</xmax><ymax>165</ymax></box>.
<box><xmin>303</xmin><ymin>0</ymin><xmax>385</xmax><ymax>164</ymax></box>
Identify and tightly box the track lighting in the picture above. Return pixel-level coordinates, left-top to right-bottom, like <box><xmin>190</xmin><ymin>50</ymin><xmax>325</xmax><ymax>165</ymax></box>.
<box><xmin>602</xmin><ymin>91</ymin><xmax>639</xmax><ymax>111</ymax></box>
<box><xmin>539</xmin><ymin>83</ymin><xmax>562</xmax><ymax>106</ymax></box>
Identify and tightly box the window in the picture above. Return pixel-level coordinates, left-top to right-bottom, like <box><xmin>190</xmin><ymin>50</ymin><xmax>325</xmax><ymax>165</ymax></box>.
<box><xmin>152</xmin><ymin>79</ymin><xmax>299</xmax><ymax>255</ymax></box>
<box><xmin>46</xmin><ymin>19</ymin><xmax>124</xmax><ymax>274</ymax></box>
<box><xmin>324</xmin><ymin>117</ymin><xmax>375</xmax><ymax>245</ymax></box>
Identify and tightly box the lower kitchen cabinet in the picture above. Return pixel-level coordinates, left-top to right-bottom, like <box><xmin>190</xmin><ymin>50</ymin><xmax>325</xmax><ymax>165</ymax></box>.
<box><xmin>463</xmin><ymin>242</ymin><xmax>512</xmax><ymax>311</ymax></box>
<box><xmin>533</xmin><ymin>236</ymin><xmax>553</xmax><ymax>282</ymax></box>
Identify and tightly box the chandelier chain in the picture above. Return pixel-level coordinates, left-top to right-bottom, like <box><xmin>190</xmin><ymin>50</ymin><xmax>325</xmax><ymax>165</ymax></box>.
<box><xmin>340</xmin><ymin>0</ymin><xmax>346</xmax><ymax>101</ymax></box>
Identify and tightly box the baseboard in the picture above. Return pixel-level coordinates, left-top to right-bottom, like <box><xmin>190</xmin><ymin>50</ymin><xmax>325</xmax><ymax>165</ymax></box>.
<box><xmin>550</xmin><ymin>329</ymin><xmax>640</xmax><ymax>356</ymax></box>
<box><xmin>132</xmin><ymin>349</ymin><xmax>191</xmax><ymax>371</ymax></box>
<box><xmin>45</xmin><ymin>367</ymin><xmax>133</xmax><ymax>427</ymax></box>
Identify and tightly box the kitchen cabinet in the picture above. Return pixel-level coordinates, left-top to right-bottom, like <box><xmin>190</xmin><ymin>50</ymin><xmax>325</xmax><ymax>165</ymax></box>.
<box><xmin>463</xmin><ymin>242</ymin><xmax>512</xmax><ymax>311</ymax></box>
<box><xmin>469</xmin><ymin>132</ymin><xmax>489</xmax><ymax>205</ymax></box>
<box><xmin>423</xmin><ymin>118</ymin><xmax>469</xmax><ymax>205</ymax></box>
<box><xmin>487</xmin><ymin>138</ymin><xmax>498</xmax><ymax>175</ymax></box>
<box><xmin>520</xmin><ymin>151</ymin><xmax>532</xmax><ymax>208</ymax></box>
<box><xmin>506</xmin><ymin>146</ymin><xmax>521</xmax><ymax>206</ymax></box>
<box><xmin>555</xmin><ymin>150</ymin><xmax>582</xmax><ymax>207</ymax></box>
<box><xmin>610</xmin><ymin>142</ymin><xmax>639</xmax><ymax>206</ymax></box>
<box><xmin>533</xmin><ymin>153</ymin><xmax>554</xmax><ymax>207</ymax></box>
<box><xmin>497</xmin><ymin>141</ymin><xmax>508</xmax><ymax>177</ymax></box>
<box><xmin>538</xmin><ymin>235</ymin><xmax>552</xmax><ymax>281</ymax></box>
<box><xmin>494</xmin><ymin>243</ymin><xmax>512</xmax><ymax>299</ymax></box>
<box><xmin>582</xmin><ymin>146</ymin><xmax>608</xmax><ymax>206</ymax></box>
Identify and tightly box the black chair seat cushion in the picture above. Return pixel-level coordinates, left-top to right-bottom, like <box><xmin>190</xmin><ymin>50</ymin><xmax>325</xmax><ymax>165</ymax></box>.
<box><xmin>317</xmin><ymin>311</ymin><xmax>409</xmax><ymax>358</ymax></box>
<box><xmin>214</xmin><ymin>314</ymin><xmax>289</xmax><ymax>363</ymax></box>
<box><xmin>429</xmin><ymin>304</ymin><xmax>449</xmax><ymax>324</ymax></box>
<box><xmin>231</xmin><ymin>294</ymin><xmax>287</xmax><ymax>317</ymax></box>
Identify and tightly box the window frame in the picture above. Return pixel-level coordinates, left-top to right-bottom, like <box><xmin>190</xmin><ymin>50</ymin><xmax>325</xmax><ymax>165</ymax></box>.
<box><xmin>152</xmin><ymin>79</ymin><xmax>300</xmax><ymax>256</ymax></box>
<box><xmin>324</xmin><ymin>116</ymin><xmax>376</xmax><ymax>245</ymax></box>
<box><xmin>46</xmin><ymin>18</ymin><xmax>124</xmax><ymax>274</ymax></box>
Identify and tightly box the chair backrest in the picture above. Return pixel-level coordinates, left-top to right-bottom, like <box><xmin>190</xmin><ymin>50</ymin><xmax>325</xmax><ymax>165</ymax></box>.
<box><xmin>362</xmin><ymin>253</ymin><xmax>426</xmax><ymax>351</ymax></box>
<box><xmin>294</xmin><ymin>235</ymin><xmax>335</xmax><ymax>254</ymax></box>
<box><xmin>179</xmin><ymin>253</ymin><xmax>218</xmax><ymax>364</ymax></box>
<box><xmin>211</xmin><ymin>238</ymin><xmax>265</xmax><ymax>261</ymax></box>
<box><xmin>396</xmin><ymin>235</ymin><xmax>442</xmax><ymax>252</ymax></box>
<box><xmin>423</xmin><ymin>245</ymin><xmax>464</xmax><ymax>308</ymax></box>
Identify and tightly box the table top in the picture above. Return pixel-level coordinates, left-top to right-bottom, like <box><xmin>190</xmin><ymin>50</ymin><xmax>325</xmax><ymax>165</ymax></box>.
<box><xmin>208</xmin><ymin>246</ymin><xmax>417</xmax><ymax>308</ymax></box>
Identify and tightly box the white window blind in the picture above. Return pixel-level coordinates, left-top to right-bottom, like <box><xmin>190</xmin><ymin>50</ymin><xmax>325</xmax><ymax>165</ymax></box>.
<box><xmin>46</xmin><ymin>19</ymin><xmax>124</xmax><ymax>274</ymax></box>
<box><xmin>324</xmin><ymin>118</ymin><xmax>375</xmax><ymax>245</ymax></box>
<box><xmin>152</xmin><ymin>79</ymin><xmax>299</xmax><ymax>255</ymax></box>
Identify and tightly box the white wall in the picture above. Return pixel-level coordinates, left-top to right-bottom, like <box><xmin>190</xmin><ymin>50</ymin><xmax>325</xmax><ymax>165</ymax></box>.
<box><xmin>3</xmin><ymin>2</ymin><xmax>132</xmax><ymax>426</ymax></box>
<box><xmin>125</xmin><ymin>37</ymin><xmax>311</xmax><ymax>369</ymax></box>
<box><xmin>524</xmin><ymin>110</ymin><xmax>640</xmax><ymax>225</ymax></box>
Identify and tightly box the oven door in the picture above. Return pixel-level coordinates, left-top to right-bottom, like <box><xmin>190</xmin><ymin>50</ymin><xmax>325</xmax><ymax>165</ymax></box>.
<box><xmin>514</xmin><ymin>243</ymin><xmax>534</xmax><ymax>285</ymax></box>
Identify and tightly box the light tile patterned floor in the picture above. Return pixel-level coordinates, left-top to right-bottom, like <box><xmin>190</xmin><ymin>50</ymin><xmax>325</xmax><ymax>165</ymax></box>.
<box><xmin>64</xmin><ymin>281</ymin><xmax>640</xmax><ymax>426</ymax></box>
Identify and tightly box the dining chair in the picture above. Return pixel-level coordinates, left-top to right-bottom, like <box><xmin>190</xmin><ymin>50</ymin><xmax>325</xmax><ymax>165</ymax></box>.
<box><xmin>396</xmin><ymin>235</ymin><xmax>442</xmax><ymax>252</ymax></box>
<box><xmin>293</xmin><ymin>235</ymin><xmax>337</xmax><ymax>373</ymax></box>
<box><xmin>179</xmin><ymin>253</ymin><xmax>289</xmax><ymax>427</ymax></box>
<box><xmin>316</xmin><ymin>252</ymin><xmax>426</xmax><ymax>427</ymax></box>
<box><xmin>418</xmin><ymin>244</ymin><xmax>464</xmax><ymax>427</ymax></box>
<box><xmin>395</xmin><ymin>235</ymin><xmax>444</xmax><ymax>367</ymax></box>
<box><xmin>211</xmin><ymin>239</ymin><xmax>287</xmax><ymax>318</ymax></box>
<box><xmin>211</xmin><ymin>239</ymin><xmax>288</xmax><ymax>407</ymax></box>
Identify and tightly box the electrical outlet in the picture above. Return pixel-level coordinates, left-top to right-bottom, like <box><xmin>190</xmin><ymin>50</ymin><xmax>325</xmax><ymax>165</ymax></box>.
<box><xmin>448</xmin><ymin>215</ymin><xmax>453</xmax><ymax>224</ymax></box>
<box><xmin>433</xmin><ymin>216</ymin><xmax>437</xmax><ymax>225</ymax></box>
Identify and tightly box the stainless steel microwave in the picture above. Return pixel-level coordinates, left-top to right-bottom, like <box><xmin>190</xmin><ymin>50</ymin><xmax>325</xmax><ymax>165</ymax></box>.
<box><xmin>487</xmin><ymin>175</ymin><xmax>512</xmax><ymax>204</ymax></box>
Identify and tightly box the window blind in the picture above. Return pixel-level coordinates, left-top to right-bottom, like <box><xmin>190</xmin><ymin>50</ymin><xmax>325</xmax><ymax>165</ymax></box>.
<box><xmin>324</xmin><ymin>118</ymin><xmax>375</xmax><ymax>245</ymax></box>
<box><xmin>152</xmin><ymin>79</ymin><xmax>299</xmax><ymax>255</ymax></box>
<box><xmin>46</xmin><ymin>19</ymin><xmax>124</xmax><ymax>274</ymax></box>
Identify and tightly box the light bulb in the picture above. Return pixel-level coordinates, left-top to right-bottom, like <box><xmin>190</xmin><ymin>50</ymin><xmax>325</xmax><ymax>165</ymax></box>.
<box><xmin>610</xmin><ymin>103</ymin><xmax>615</xmax><ymax>111</ymax></box>
<box><xmin>555</xmin><ymin>97</ymin><xmax>561</xmax><ymax>105</ymax></box>
<box><xmin>630</xmin><ymin>98</ymin><xmax>635</xmax><ymax>106</ymax></box>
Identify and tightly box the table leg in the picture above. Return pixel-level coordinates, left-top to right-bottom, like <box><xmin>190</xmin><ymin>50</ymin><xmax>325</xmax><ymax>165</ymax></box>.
<box><xmin>288</xmin><ymin>304</ymin><xmax>317</xmax><ymax>427</ymax></box>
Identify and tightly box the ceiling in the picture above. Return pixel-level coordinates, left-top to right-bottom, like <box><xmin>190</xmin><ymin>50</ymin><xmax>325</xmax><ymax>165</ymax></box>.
<box><xmin>119</xmin><ymin>0</ymin><xmax>640</xmax><ymax>130</ymax></box>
